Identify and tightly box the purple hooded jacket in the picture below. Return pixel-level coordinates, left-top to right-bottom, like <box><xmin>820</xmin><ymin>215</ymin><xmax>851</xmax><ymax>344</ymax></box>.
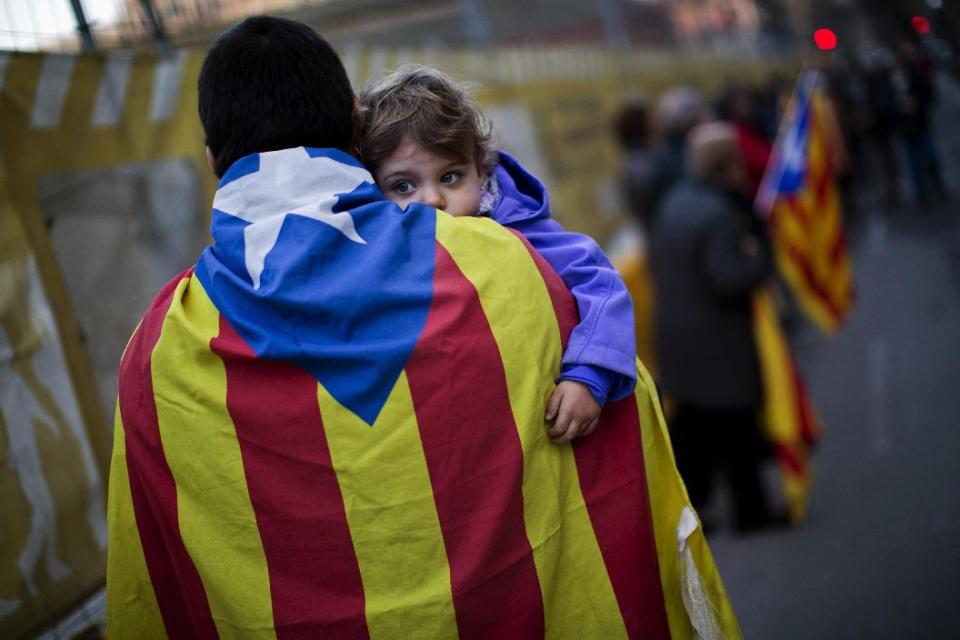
<box><xmin>489</xmin><ymin>152</ymin><xmax>637</xmax><ymax>404</ymax></box>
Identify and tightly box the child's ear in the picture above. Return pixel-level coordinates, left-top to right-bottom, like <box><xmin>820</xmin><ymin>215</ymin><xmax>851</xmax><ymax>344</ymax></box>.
<box><xmin>352</xmin><ymin>98</ymin><xmax>363</xmax><ymax>130</ymax></box>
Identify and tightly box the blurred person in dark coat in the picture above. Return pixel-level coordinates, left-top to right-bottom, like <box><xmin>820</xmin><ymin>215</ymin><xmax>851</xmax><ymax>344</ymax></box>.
<box><xmin>891</xmin><ymin>47</ymin><xmax>947</xmax><ymax>205</ymax></box>
<box><xmin>650</xmin><ymin>122</ymin><xmax>775</xmax><ymax>533</ymax></box>
<box><xmin>865</xmin><ymin>52</ymin><xmax>903</xmax><ymax>206</ymax></box>
<box><xmin>714</xmin><ymin>82</ymin><xmax>772</xmax><ymax>198</ymax></box>
<box><xmin>615</xmin><ymin>99</ymin><xmax>657</xmax><ymax>230</ymax></box>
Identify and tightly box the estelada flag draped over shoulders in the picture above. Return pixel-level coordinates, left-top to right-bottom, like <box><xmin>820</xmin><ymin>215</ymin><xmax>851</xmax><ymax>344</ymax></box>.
<box><xmin>108</xmin><ymin>147</ymin><xmax>740</xmax><ymax>639</ymax></box>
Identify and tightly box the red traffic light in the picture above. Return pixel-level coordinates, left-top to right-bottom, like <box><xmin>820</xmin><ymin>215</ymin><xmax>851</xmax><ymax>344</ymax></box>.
<box><xmin>814</xmin><ymin>28</ymin><xmax>837</xmax><ymax>51</ymax></box>
<box><xmin>912</xmin><ymin>16</ymin><xmax>931</xmax><ymax>35</ymax></box>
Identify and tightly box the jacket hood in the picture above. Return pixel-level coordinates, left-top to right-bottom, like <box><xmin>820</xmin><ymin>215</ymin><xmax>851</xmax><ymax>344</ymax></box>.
<box><xmin>491</xmin><ymin>151</ymin><xmax>551</xmax><ymax>226</ymax></box>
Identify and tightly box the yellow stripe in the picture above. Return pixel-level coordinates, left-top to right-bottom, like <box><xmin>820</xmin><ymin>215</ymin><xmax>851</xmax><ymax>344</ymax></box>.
<box><xmin>632</xmin><ymin>363</ymin><xmax>692</xmax><ymax>639</ymax></box>
<box><xmin>783</xmin><ymin>468</ymin><xmax>812</xmax><ymax>522</ymax></box>
<box><xmin>820</xmin><ymin>195</ymin><xmax>853</xmax><ymax>306</ymax></box>
<box><xmin>774</xmin><ymin>208</ymin><xmax>809</xmax><ymax>256</ymax></box>
<box><xmin>810</xmin><ymin>101</ymin><xmax>853</xmax><ymax>314</ymax></box>
<box><xmin>318</xmin><ymin>373</ymin><xmax>459</xmax><ymax>640</ymax></box>
<box><xmin>633</xmin><ymin>362</ymin><xmax>744</xmax><ymax>640</ymax></box>
<box><xmin>775</xmin><ymin>249</ymin><xmax>840</xmax><ymax>333</ymax></box>
<box><xmin>436</xmin><ymin>213</ymin><xmax>626</xmax><ymax>639</ymax></box>
<box><xmin>754</xmin><ymin>291</ymin><xmax>801</xmax><ymax>442</ymax></box>
<box><xmin>150</xmin><ymin>277</ymin><xmax>276</xmax><ymax>639</ymax></box>
<box><xmin>107</xmin><ymin>403</ymin><xmax>167</xmax><ymax>638</ymax></box>
<box><xmin>773</xmin><ymin>196</ymin><xmax>845</xmax><ymax>334</ymax></box>
<box><xmin>754</xmin><ymin>291</ymin><xmax>813</xmax><ymax>523</ymax></box>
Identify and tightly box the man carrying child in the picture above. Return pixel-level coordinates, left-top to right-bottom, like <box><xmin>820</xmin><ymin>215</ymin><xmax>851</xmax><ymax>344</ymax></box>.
<box><xmin>107</xmin><ymin>15</ymin><xmax>740</xmax><ymax>639</ymax></box>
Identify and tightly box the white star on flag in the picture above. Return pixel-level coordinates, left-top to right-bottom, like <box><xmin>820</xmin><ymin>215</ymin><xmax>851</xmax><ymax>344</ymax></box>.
<box><xmin>212</xmin><ymin>147</ymin><xmax>372</xmax><ymax>289</ymax></box>
<box><xmin>783</xmin><ymin>122</ymin><xmax>806</xmax><ymax>175</ymax></box>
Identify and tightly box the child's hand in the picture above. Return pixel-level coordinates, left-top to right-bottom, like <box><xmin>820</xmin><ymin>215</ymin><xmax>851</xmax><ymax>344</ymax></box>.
<box><xmin>545</xmin><ymin>381</ymin><xmax>601</xmax><ymax>444</ymax></box>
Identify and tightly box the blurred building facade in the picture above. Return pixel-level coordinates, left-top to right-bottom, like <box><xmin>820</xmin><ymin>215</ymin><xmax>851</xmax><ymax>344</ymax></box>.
<box><xmin>114</xmin><ymin>0</ymin><xmax>678</xmax><ymax>49</ymax></box>
<box><xmin>107</xmin><ymin>0</ymin><xmax>956</xmax><ymax>53</ymax></box>
<box><xmin>6</xmin><ymin>0</ymin><xmax>955</xmax><ymax>57</ymax></box>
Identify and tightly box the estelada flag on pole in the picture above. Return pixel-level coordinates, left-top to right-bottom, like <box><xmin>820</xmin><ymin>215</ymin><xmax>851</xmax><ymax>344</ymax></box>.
<box><xmin>757</xmin><ymin>70</ymin><xmax>854</xmax><ymax>334</ymax></box>
<box><xmin>752</xmin><ymin>71</ymin><xmax>845</xmax><ymax>524</ymax></box>
<box><xmin>107</xmin><ymin>147</ymin><xmax>741</xmax><ymax>639</ymax></box>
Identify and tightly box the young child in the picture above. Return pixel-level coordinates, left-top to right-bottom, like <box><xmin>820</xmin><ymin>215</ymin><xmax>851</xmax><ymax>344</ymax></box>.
<box><xmin>358</xmin><ymin>66</ymin><xmax>636</xmax><ymax>443</ymax></box>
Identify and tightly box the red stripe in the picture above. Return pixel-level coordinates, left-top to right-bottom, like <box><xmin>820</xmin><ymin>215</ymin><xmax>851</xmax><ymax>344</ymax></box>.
<box><xmin>808</xmin><ymin>164</ymin><xmax>851</xmax><ymax>271</ymax></box>
<box><xmin>789</xmin><ymin>358</ymin><xmax>820</xmax><ymax>444</ymax></box>
<box><xmin>572</xmin><ymin>397</ymin><xmax>671</xmax><ymax>639</ymax></box>
<box><xmin>778</xmin><ymin>179</ymin><xmax>848</xmax><ymax>274</ymax></box>
<box><xmin>781</xmin><ymin>197</ymin><xmax>811</xmax><ymax>229</ymax></box>
<box><xmin>511</xmin><ymin>231</ymin><xmax>670</xmax><ymax>638</ymax></box>
<box><xmin>813</xmin><ymin>161</ymin><xmax>832</xmax><ymax>204</ymax></box>
<box><xmin>775</xmin><ymin>442</ymin><xmax>808</xmax><ymax>477</ymax></box>
<box><xmin>117</xmin><ymin>269</ymin><xmax>220</xmax><ymax>639</ymax></box>
<box><xmin>506</xmin><ymin>229</ymin><xmax>578</xmax><ymax>344</ymax></box>
<box><xmin>405</xmin><ymin>243</ymin><xmax>544</xmax><ymax>639</ymax></box>
<box><xmin>779</xmin><ymin>239</ymin><xmax>846</xmax><ymax>324</ymax></box>
<box><xmin>829</xmin><ymin>232</ymin><xmax>849</xmax><ymax>267</ymax></box>
<box><xmin>774</xmin><ymin>195</ymin><xmax>852</xmax><ymax>326</ymax></box>
<box><xmin>211</xmin><ymin>318</ymin><xmax>369</xmax><ymax>640</ymax></box>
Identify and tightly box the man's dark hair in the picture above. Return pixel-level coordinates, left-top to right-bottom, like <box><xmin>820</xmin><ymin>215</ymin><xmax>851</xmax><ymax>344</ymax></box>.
<box><xmin>198</xmin><ymin>16</ymin><xmax>355</xmax><ymax>177</ymax></box>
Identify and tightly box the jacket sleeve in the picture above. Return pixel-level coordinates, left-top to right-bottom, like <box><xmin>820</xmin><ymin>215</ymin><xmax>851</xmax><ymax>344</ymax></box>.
<box><xmin>504</xmin><ymin>215</ymin><xmax>637</xmax><ymax>402</ymax></box>
<box><xmin>699</xmin><ymin>204</ymin><xmax>771</xmax><ymax>300</ymax></box>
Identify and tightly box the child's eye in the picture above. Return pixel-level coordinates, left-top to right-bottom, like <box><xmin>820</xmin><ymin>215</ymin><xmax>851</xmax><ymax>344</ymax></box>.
<box><xmin>393</xmin><ymin>180</ymin><xmax>414</xmax><ymax>194</ymax></box>
<box><xmin>441</xmin><ymin>172</ymin><xmax>462</xmax><ymax>185</ymax></box>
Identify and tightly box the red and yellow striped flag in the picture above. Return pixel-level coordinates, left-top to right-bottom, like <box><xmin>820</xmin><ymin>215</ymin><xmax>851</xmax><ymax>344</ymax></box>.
<box><xmin>108</xmin><ymin>211</ymin><xmax>740</xmax><ymax>639</ymax></box>
<box><xmin>759</xmin><ymin>72</ymin><xmax>854</xmax><ymax>334</ymax></box>
<box><xmin>753</xmin><ymin>289</ymin><xmax>822</xmax><ymax>524</ymax></box>
<box><xmin>751</xmin><ymin>72</ymin><xmax>851</xmax><ymax>523</ymax></box>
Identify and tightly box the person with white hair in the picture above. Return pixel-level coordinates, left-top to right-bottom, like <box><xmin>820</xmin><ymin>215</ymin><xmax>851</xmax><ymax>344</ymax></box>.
<box><xmin>649</xmin><ymin>121</ymin><xmax>777</xmax><ymax>533</ymax></box>
<box><xmin>645</xmin><ymin>86</ymin><xmax>705</xmax><ymax>225</ymax></box>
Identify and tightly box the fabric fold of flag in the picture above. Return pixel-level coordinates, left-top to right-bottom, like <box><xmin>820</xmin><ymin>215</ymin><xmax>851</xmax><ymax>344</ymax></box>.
<box><xmin>753</xmin><ymin>288</ymin><xmax>821</xmax><ymax>524</ymax></box>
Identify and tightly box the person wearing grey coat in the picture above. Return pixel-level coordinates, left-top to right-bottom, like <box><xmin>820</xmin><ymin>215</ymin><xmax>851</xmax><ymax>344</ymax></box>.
<box><xmin>650</xmin><ymin>122</ymin><xmax>776</xmax><ymax>532</ymax></box>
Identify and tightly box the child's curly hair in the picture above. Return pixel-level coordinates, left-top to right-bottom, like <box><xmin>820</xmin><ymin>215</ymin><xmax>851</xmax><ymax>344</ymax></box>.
<box><xmin>357</xmin><ymin>65</ymin><xmax>497</xmax><ymax>176</ymax></box>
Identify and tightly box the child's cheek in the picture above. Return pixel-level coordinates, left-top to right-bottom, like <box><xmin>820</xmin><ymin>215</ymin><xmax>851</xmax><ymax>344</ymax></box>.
<box><xmin>444</xmin><ymin>195</ymin><xmax>480</xmax><ymax>217</ymax></box>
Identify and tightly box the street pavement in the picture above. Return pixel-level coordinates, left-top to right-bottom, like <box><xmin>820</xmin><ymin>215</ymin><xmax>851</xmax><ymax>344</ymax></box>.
<box><xmin>706</xmin><ymin>77</ymin><xmax>960</xmax><ymax>639</ymax></box>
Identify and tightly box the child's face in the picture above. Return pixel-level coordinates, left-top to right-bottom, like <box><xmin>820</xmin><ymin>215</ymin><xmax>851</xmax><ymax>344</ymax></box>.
<box><xmin>373</xmin><ymin>138</ymin><xmax>483</xmax><ymax>217</ymax></box>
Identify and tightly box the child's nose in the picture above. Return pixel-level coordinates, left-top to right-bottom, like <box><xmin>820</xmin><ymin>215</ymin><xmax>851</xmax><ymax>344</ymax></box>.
<box><xmin>421</xmin><ymin>187</ymin><xmax>445</xmax><ymax>210</ymax></box>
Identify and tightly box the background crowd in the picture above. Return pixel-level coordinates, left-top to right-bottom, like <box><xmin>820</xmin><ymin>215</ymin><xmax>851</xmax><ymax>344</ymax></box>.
<box><xmin>613</xmin><ymin>36</ymin><xmax>949</xmax><ymax>534</ymax></box>
<box><xmin>2</xmin><ymin>0</ymin><xmax>960</xmax><ymax>638</ymax></box>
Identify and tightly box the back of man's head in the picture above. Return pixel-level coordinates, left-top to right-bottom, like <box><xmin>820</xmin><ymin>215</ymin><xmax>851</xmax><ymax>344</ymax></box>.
<box><xmin>198</xmin><ymin>16</ymin><xmax>355</xmax><ymax>178</ymax></box>
<box><xmin>686</xmin><ymin>121</ymin><xmax>744</xmax><ymax>189</ymax></box>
